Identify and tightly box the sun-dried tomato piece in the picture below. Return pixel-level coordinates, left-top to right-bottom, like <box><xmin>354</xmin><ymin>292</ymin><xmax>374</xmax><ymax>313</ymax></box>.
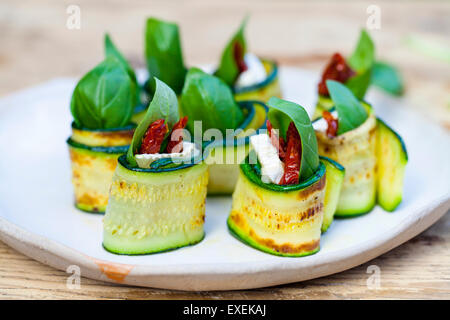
<box><xmin>165</xmin><ymin>116</ymin><xmax>188</xmax><ymax>153</ymax></box>
<box><xmin>322</xmin><ymin>110</ymin><xmax>338</xmax><ymax>137</ymax></box>
<box><xmin>266</xmin><ymin>120</ymin><xmax>286</xmax><ymax>160</ymax></box>
<box><xmin>233</xmin><ymin>41</ymin><xmax>247</xmax><ymax>74</ymax></box>
<box><xmin>318</xmin><ymin>53</ymin><xmax>356</xmax><ymax>96</ymax></box>
<box><xmin>139</xmin><ymin>119</ymin><xmax>167</xmax><ymax>154</ymax></box>
<box><xmin>280</xmin><ymin>122</ymin><xmax>301</xmax><ymax>185</ymax></box>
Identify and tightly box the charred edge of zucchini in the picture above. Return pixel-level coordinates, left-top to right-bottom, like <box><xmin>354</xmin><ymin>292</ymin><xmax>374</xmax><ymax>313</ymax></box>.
<box><xmin>232</xmin><ymin>59</ymin><xmax>279</xmax><ymax>94</ymax></box>
<box><xmin>227</xmin><ymin>218</ymin><xmax>320</xmax><ymax>258</ymax></box>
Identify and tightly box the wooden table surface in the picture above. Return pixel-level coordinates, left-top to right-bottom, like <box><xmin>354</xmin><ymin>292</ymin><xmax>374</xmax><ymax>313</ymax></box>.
<box><xmin>0</xmin><ymin>0</ymin><xmax>449</xmax><ymax>299</ymax></box>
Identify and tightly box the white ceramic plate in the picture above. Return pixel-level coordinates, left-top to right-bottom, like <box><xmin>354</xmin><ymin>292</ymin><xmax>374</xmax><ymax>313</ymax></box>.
<box><xmin>0</xmin><ymin>68</ymin><xmax>449</xmax><ymax>291</ymax></box>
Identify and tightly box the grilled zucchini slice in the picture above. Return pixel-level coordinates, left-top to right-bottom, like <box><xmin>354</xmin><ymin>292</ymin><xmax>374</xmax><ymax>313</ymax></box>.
<box><xmin>320</xmin><ymin>156</ymin><xmax>345</xmax><ymax>232</ymax></box>
<box><xmin>228</xmin><ymin>158</ymin><xmax>326</xmax><ymax>257</ymax></box>
<box><xmin>315</xmin><ymin>107</ymin><xmax>377</xmax><ymax>217</ymax></box>
<box><xmin>103</xmin><ymin>156</ymin><xmax>208</xmax><ymax>255</ymax></box>
<box><xmin>67</xmin><ymin>123</ymin><xmax>134</xmax><ymax>213</ymax></box>
<box><xmin>376</xmin><ymin>118</ymin><xmax>408</xmax><ymax>211</ymax></box>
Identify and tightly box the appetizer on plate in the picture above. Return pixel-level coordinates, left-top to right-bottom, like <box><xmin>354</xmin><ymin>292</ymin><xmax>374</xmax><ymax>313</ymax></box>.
<box><xmin>67</xmin><ymin>57</ymin><xmax>137</xmax><ymax>213</ymax></box>
<box><xmin>314</xmin><ymin>29</ymin><xmax>404</xmax><ymax>119</ymax></box>
<box><xmin>103</xmin><ymin>78</ymin><xmax>207</xmax><ymax>255</ymax></box>
<box><xmin>180</xmin><ymin>68</ymin><xmax>268</xmax><ymax>195</ymax></box>
<box><xmin>313</xmin><ymin>80</ymin><xmax>407</xmax><ymax>216</ymax></box>
<box><xmin>215</xmin><ymin>18</ymin><xmax>282</xmax><ymax>102</ymax></box>
<box><xmin>228</xmin><ymin>97</ymin><xmax>344</xmax><ymax>256</ymax></box>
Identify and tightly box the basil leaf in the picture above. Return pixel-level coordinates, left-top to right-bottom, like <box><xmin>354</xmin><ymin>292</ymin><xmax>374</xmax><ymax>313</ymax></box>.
<box><xmin>345</xmin><ymin>67</ymin><xmax>372</xmax><ymax>99</ymax></box>
<box><xmin>180</xmin><ymin>68</ymin><xmax>244</xmax><ymax>135</ymax></box>
<box><xmin>70</xmin><ymin>57</ymin><xmax>135</xmax><ymax>129</ymax></box>
<box><xmin>145</xmin><ymin>18</ymin><xmax>187</xmax><ymax>94</ymax></box>
<box><xmin>214</xmin><ymin>17</ymin><xmax>248</xmax><ymax>86</ymax></box>
<box><xmin>104</xmin><ymin>33</ymin><xmax>139</xmax><ymax>105</ymax></box>
<box><xmin>126</xmin><ymin>78</ymin><xmax>179</xmax><ymax>166</ymax></box>
<box><xmin>371</xmin><ymin>61</ymin><xmax>404</xmax><ymax>96</ymax></box>
<box><xmin>267</xmin><ymin>97</ymin><xmax>319</xmax><ymax>181</ymax></box>
<box><xmin>326</xmin><ymin>80</ymin><xmax>368</xmax><ymax>135</ymax></box>
<box><xmin>348</xmin><ymin>29</ymin><xmax>375</xmax><ymax>73</ymax></box>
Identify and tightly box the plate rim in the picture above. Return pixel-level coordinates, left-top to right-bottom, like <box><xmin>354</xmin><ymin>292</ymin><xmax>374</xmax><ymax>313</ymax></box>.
<box><xmin>0</xmin><ymin>196</ymin><xmax>448</xmax><ymax>291</ymax></box>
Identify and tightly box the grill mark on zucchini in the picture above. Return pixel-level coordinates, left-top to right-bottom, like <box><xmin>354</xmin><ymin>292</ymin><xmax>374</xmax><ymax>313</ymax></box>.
<box><xmin>230</xmin><ymin>214</ymin><xmax>320</xmax><ymax>254</ymax></box>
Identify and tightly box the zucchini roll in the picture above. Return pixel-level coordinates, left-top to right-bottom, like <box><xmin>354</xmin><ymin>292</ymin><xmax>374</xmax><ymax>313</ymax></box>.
<box><xmin>103</xmin><ymin>78</ymin><xmax>207</xmax><ymax>255</ymax></box>
<box><xmin>228</xmin><ymin>97</ymin><xmax>344</xmax><ymax>256</ymax></box>
<box><xmin>215</xmin><ymin>19</ymin><xmax>282</xmax><ymax>103</ymax></box>
<box><xmin>68</xmin><ymin>55</ymin><xmax>138</xmax><ymax>213</ymax></box>
<box><xmin>67</xmin><ymin>124</ymin><xmax>134</xmax><ymax>213</ymax></box>
<box><xmin>313</xmin><ymin>80</ymin><xmax>407</xmax><ymax>216</ymax></box>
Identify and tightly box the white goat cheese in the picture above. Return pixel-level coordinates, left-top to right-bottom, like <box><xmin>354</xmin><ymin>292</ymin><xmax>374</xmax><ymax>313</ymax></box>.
<box><xmin>312</xmin><ymin>110</ymin><xmax>338</xmax><ymax>132</ymax></box>
<box><xmin>235</xmin><ymin>53</ymin><xmax>267</xmax><ymax>88</ymax></box>
<box><xmin>250</xmin><ymin>133</ymin><xmax>284</xmax><ymax>184</ymax></box>
<box><xmin>135</xmin><ymin>141</ymin><xmax>198</xmax><ymax>169</ymax></box>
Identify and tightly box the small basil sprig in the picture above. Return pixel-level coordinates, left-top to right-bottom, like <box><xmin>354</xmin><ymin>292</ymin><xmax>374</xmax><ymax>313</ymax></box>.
<box><xmin>126</xmin><ymin>78</ymin><xmax>179</xmax><ymax>167</ymax></box>
<box><xmin>104</xmin><ymin>33</ymin><xmax>139</xmax><ymax>105</ymax></box>
<box><xmin>347</xmin><ymin>30</ymin><xmax>404</xmax><ymax>97</ymax></box>
<box><xmin>145</xmin><ymin>17</ymin><xmax>187</xmax><ymax>95</ymax></box>
<box><xmin>267</xmin><ymin>97</ymin><xmax>319</xmax><ymax>182</ymax></box>
<box><xmin>214</xmin><ymin>17</ymin><xmax>248</xmax><ymax>86</ymax></box>
<box><xmin>326</xmin><ymin>80</ymin><xmax>368</xmax><ymax>135</ymax></box>
<box><xmin>345</xmin><ymin>29</ymin><xmax>375</xmax><ymax>99</ymax></box>
<box><xmin>348</xmin><ymin>30</ymin><xmax>375</xmax><ymax>73</ymax></box>
<box><xmin>371</xmin><ymin>61</ymin><xmax>404</xmax><ymax>96</ymax></box>
<box><xmin>70</xmin><ymin>57</ymin><xmax>135</xmax><ymax>129</ymax></box>
<box><xmin>180</xmin><ymin>68</ymin><xmax>244</xmax><ymax>135</ymax></box>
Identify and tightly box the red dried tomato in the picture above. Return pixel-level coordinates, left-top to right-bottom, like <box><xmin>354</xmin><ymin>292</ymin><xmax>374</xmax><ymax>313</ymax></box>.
<box><xmin>266</xmin><ymin>120</ymin><xmax>286</xmax><ymax>161</ymax></box>
<box><xmin>165</xmin><ymin>116</ymin><xmax>188</xmax><ymax>153</ymax></box>
<box><xmin>322</xmin><ymin>110</ymin><xmax>338</xmax><ymax>137</ymax></box>
<box><xmin>139</xmin><ymin>119</ymin><xmax>167</xmax><ymax>154</ymax></box>
<box><xmin>233</xmin><ymin>41</ymin><xmax>247</xmax><ymax>74</ymax></box>
<box><xmin>280</xmin><ymin>122</ymin><xmax>301</xmax><ymax>185</ymax></box>
<box><xmin>318</xmin><ymin>53</ymin><xmax>355</xmax><ymax>96</ymax></box>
